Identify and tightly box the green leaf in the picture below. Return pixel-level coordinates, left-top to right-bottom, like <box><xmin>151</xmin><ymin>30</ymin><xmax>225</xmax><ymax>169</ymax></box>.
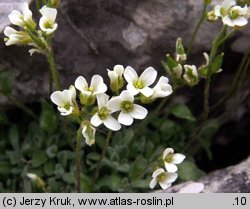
<box><xmin>86</xmin><ymin>152</ymin><xmax>100</xmax><ymax>162</ymax></box>
<box><xmin>81</xmin><ymin>175</ymin><xmax>91</xmax><ymax>192</ymax></box>
<box><xmin>32</xmin><ymin>151</ymin><xmax>48</xmax><ymax>167</ymax></box>
<box><xmin>40</xmin><ymin>101</ymin><xmax>58</xmax><ymax>134</ymax></box>
<box><xmin>46</xmin><ymin>145</ymin><xmax>58</xmax><ymax>158</ymax></box>
<box><xmin>44</xmin><ymin>160</ymin><xmax>55</xmax><ymax>176</ymax></box>
<box><xmin>0</xmin><ymin>70</ymin><xmax>14</xmax><ymax>95</ymax></box>
<box><xmin>117</xmin><ymin>163</ymin><xmax>130</xmax><ymax>173</ymax></box>
<box><xmin>170</xmin><ymin>104</ymin><xmax>196</xmax><ymax>121</ymax></box>
<box><xmin>178</xmin><ymin>160</ymin><xmax>205</xmax><ymax>181</ymax></box>
<box><xmin>9</xmin><ymin>125</ymin><xmax>19</xmax><ymax>151</ymax></box>
<box><xmin>62</xmin><ymin>172</ymin><xmax>75</xmax><ymax>184</ymax></box>
<box><xmin>57</xmin><ymin>151</ymin><xmax>74</xmax><ymax>168</ymax></box>
<box><xmin>211</xmin><ymin>53</ymin><xmax>224</xmax><ymax>74</ymax></box>
<box><xmin>132</xmin><ymin>179</ymin><xmax>151</xmax><ymax>189</ymax></box>
<box><xmin>129</xmin><ymin>156</ymin><xmax>147</xmax><ymax>181</ymax></box>
<box><xmin>54</xmin><ymin>163</ymin><xmax>64</xmax><ymax>177</ymax></box>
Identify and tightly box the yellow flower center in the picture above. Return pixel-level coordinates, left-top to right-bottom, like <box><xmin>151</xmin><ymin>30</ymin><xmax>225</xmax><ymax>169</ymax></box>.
<box><xmin>98</xmin><ymin>107</ymin><xmax>110</xmax><ymax>120</ymax></box>
<box><xmin>133</xmin><ymin>80</ymin><xmax>145</xmax><ymax>89</ymax></box>
<box><xmin>121</xmin><ymin>101</ymin><xmax>134</xmax><ymax>113</ymax></box>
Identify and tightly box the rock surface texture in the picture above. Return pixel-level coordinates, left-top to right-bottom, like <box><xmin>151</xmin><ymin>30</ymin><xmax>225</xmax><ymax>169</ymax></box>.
<box><xmin>162</xmin><ymin>156</ymin><xmax>250</xmax><ymax>193</ymax></box>
<box><xmin>0</xmin><ymin>0</ymin><xmax>249</xmax><ymax>104</ymax></box>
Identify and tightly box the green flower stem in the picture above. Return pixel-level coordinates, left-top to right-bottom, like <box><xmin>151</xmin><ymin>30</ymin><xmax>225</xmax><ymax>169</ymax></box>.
<box><xmin>46</xmin><ymin>50</ymin><xmax>62</xmax><ymax>91</ymax></box>
<box><xmin>202</xmin><ymin>25</ymin><xmax>227</xmax><ymax>121</ymax></box>
<box><xmin>187</xmin><ymin>3</ymin><xmax>208</xmax><ymax>56</ymax></box>
<box><xmin>210</xmin><ymin>47</ymin><xmax>250</xmax><ymax>112</ymax></box>
<box><xmin>91</xmin><ymin>130</ymin><xmax>112</xmax><ymax>192</ymax></box>
<box><xmin>76</xmin><ymin>128</ymin><xmax>82</xmax><ymax>193</ymax></box>
<box><xmin>183</xmin><ymin>26</ymin><xmax>228</xmax><ymax>152</ymax></box>
<box><xmin>1</xmin><ymin>93</ymin><xmax>36</xmax><ymax>119</ymax></box>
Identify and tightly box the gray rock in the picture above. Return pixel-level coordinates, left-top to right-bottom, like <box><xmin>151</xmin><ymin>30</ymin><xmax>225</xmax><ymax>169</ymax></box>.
<box><xmin>161</xmin><ymin>156</ymin><xmax>250</xmax><ymax>193</ymax></box>
<box><xmin>0</xmin><ymin>0</ymin><xmax>248</xmax><ymax>104</ymax></box>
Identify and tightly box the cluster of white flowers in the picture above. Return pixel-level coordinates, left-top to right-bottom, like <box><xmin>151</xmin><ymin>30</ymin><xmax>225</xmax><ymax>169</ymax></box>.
<box><xmin>209</xmin><ymin>0</ymin><xmax>250</xmax><ymax>27</ymax></box>
<box><xmin>4</xmin><ymin>3</ymin><xmax>58</xmax><ymax>55</ymax></box>
<box><xmin>150</xmin><ymin>148</ymin><xmax>185</xmax><ymax>190</ymax></box>
<box><xmin>50</xmin><ymin>65</ymin><xmax>173</xmax><ymax>146</ymax></box>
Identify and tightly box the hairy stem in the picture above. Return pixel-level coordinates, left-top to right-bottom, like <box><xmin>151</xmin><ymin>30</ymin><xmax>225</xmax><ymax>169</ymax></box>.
<box><xmin>47</xmin><ymin>50</ymin><xmax>62</xmax><ymax>91</ymax></box>
<box><xmin>187</xmin><ymin>4</ymin><xmax>207</xmax><ymax>56</ymax></box>
<box><xmin>91</xmin><ymin>130</ymin><xmax>112</xmax><ymax>191</ymax></box>
<box><xmin>76</xmin><ymin>128</ymin><xmax>82</xmax><ymax>193</ymax></box>
<box><xmin>202</xmin><ymin>26</ymin><xmax>227</xmax><ymax>121</ymax></box>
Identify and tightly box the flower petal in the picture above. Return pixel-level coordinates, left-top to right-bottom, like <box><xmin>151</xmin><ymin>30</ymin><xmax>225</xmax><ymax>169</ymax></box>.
<box><xmin>4</xmin><ymin>26</ymin><xmax>17</xmax><ymax>36</ymax></box>
<box><xmin>114</xmin><ymin>65</ymin><xmax>124</xmax><ymax>76</ymax></box>
<box><xmin>127</xmin><ymin>83</ymin><xmax>140</xmax><ymax>96</ymax></box>
<box><xmin>107</xmin><ymin>97</ymin><xmax>121</xmax><ymax>112</ymax></box>
<box><xmin>8</xmin><ymin>10</ymin><xmax>23</xmax><ymax>27</ymax></box>
<box><xmin>50</xmin><ymin>91</ymin><xmax>66</xmax><ymax>106</ymax></box>
<box><xmin>163</xmin><ymin>148</ymin><xmax>174</xmax><ymax>159</ymax></box>
<box><xmin>152</xmin><ymin>168</ymin><xmax>165</xmax><ymax>178</ymax></box>
<box><xmin>139</xmin><ymin>67</ymin><xmax>157</xmax><ymax>86</ymax></box>
<box><xmin>222</xmin><ymin>0</ymin><xmax>236</xmax><ymax>10</ymax></box>
<box><xmin>22</xmin><ymin>2</ymin><xmax>32</xmax><ymax>21</ymax></box>
<box><xmin>172</xmin><ymin>153</ymin><xmax>186</xmax><ymax>164</ymax></box>
<box><xmin>149</xmin><ymin>178</ymin><xmax>157</xmax><ymax>189</ymax></box>
<box><xmin>96</xmin><ymin>93</ymin><xmax>109</xmax><ymax>108</ymax></box>
<box><xmin>58</xmin><ymin>107</ymin><xmax>73</xmax><ymax>116</ymax></box>
<box><xmin>119</xmin><ymin>90</ymin><xmax>134</xmax><ymax>102</ymax></box>
<box><xmin>124</xmin><ymin>66</ymin><xmax>138</xmax><ymax>84</ymax></box>
<box><xmin>103</xmin><ymin>116</ymin><xmax>121</xmax><ymax>131</ymax></box>
<box><xmin>118</xmin><ymin>111</ymin><xmax>134</xmax><ymax>126</ymax></box>
<box><xmin>75</xmin><ymin>76</ymin><xmax>88</xmax><ymax>93</ymax></box>
<box><xmin>40</xmin><ymin>6</ymin><xmax>57</xmax><ymax>22</ymax></box>
<box><xmin>222</xmin><ymin>16</ymin><xmax>234</xmax><ymax>26</ymax></box>
<box><xmin>214</xmin><ymin>6</ymin><xmax>222</xmax><ymax>17</ymax></box>
<box><xmin>164</xmin><ymin>162</ymin><xmax>178</xmax><ymax>172</ymax></box>
<box><xmin>164</xmin><ymin>172</ymin><xmax>178</xmax><ymax>183</ymax></box>
<box><xmin>91</xmin><ymin>75</ymin><xmax>107</xmax><ymax>94</ymax></box>
<box><xmin>232</xmin><ymin>17</ymin><xmax>248</xmax><ymax>27</ymax></box>
<box><xmin>159</xmin><ymin>182</ymin><xmax>172</xmax><ymax>190</ymax></box>
<box><xmin>90</xmin><ymin>113</ymin><xmax>103</xmax><ymax>127</ymax></box>
<box><xmin>130</xmin><ymin>104</ymin><xmax>148</xmax><ymax>119</ymax></box>
<box><xmin>140</xmin><ymin>86</ymin><xmax>154</xmax><ymax>97</ymax></box>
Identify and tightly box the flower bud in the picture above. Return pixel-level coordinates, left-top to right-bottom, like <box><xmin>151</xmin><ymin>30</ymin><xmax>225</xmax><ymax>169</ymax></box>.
<box><xmin>107</xmin><ymin>65</ymin><xmax>124</xmax><ymax>93</ymax></box>
<box><xmin>162</xmin><ymin>54</ymin><xmax>183</xmax><ymax>79</ymax></box>
<box><xmin>27</xmin><ymin>173</ymin><xmax>46</xmax><ymax>191</ymax></box>
<box><xmin>175</xmin><ymin>38</ymin><xmax>187</xmax><ymax>62</ymax></box>
<box><xmin>82</xmin><ymin>122</ymin><xmax>96</xmax><ymax>146</ymax></box>
<box><xmin>207</xmin><ymin>10</ymin><xmax>218</xmax><ymax>22</ymax></box>
<box><xmin>183</xmin><ymin>65</ymin><xmax>199</xmax><ymax>86</ymax></box>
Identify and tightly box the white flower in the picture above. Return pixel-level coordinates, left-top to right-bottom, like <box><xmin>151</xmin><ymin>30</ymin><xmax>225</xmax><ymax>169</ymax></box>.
<box><xmin>107</xmin><ymin>65</ymin><xmax>124</xmax><ymax>92</ymax></box>
<box><xmin>50</xmin><ymin>86</ymin><xmax>76</xmax><ymax>116</ymax></box>
<box><xmin>82</xmin><ymin>123</ymin><xmax>96</xmax><ymax>146</ymax></box>
<box><xmin>183</xmin><ymin>65</ymin><xmax>199</xmax><ymax>86</ymax></box>
<box><xmin>214</xmin><ymin>0</ymin><xmax>248</xmax><ymax>27</ymax></box>
<box><xmin>4</xmin><ymin>26</ymin><xmax>31</xmax><ymax>46</ymax></box>
<box><xmin>39</xmin><ymin>6</ymin><xmax>58</xmax><ymax>35</ymax></box>
<box><xmin>91</xmin><ymin>93</ymin><xmax>121</xmax><ymax>131</ymax></box>
<box><xmin>124</xmin><ymin>66</ymin><xmax>157</xmax><ymax>97</ymax></box>
<box><xmin>107</xmin><ymin>90</ymin><xmax>148</xmax><ymax>126</ymax></box>
<box><xmin>163</xmin><ymin>148</ymin><xmax>186</xmax><ymax>172</ymax></box>
<box><xmin>149</xmin><ymin>168</ymin><xmax>178</xmax><ymax>190</ymax></box>
<box><xmin>75</xmin><ymin>75</ymin><xmax>107</xmax><ymax>96</ymax></box>
<box><xmin>151</xmin><ymin>76</ymin><xmax>173</xmax><ymax>99</ymax></box>
<box><xmin>8</xmin><ymin>3</ymin><xmax>33</xmax><ymax>28</ymax></box>
<box><xmin>26</xmin><ymin>173</ymin><xmax>37</xmax><ymax>180</ymax></box>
